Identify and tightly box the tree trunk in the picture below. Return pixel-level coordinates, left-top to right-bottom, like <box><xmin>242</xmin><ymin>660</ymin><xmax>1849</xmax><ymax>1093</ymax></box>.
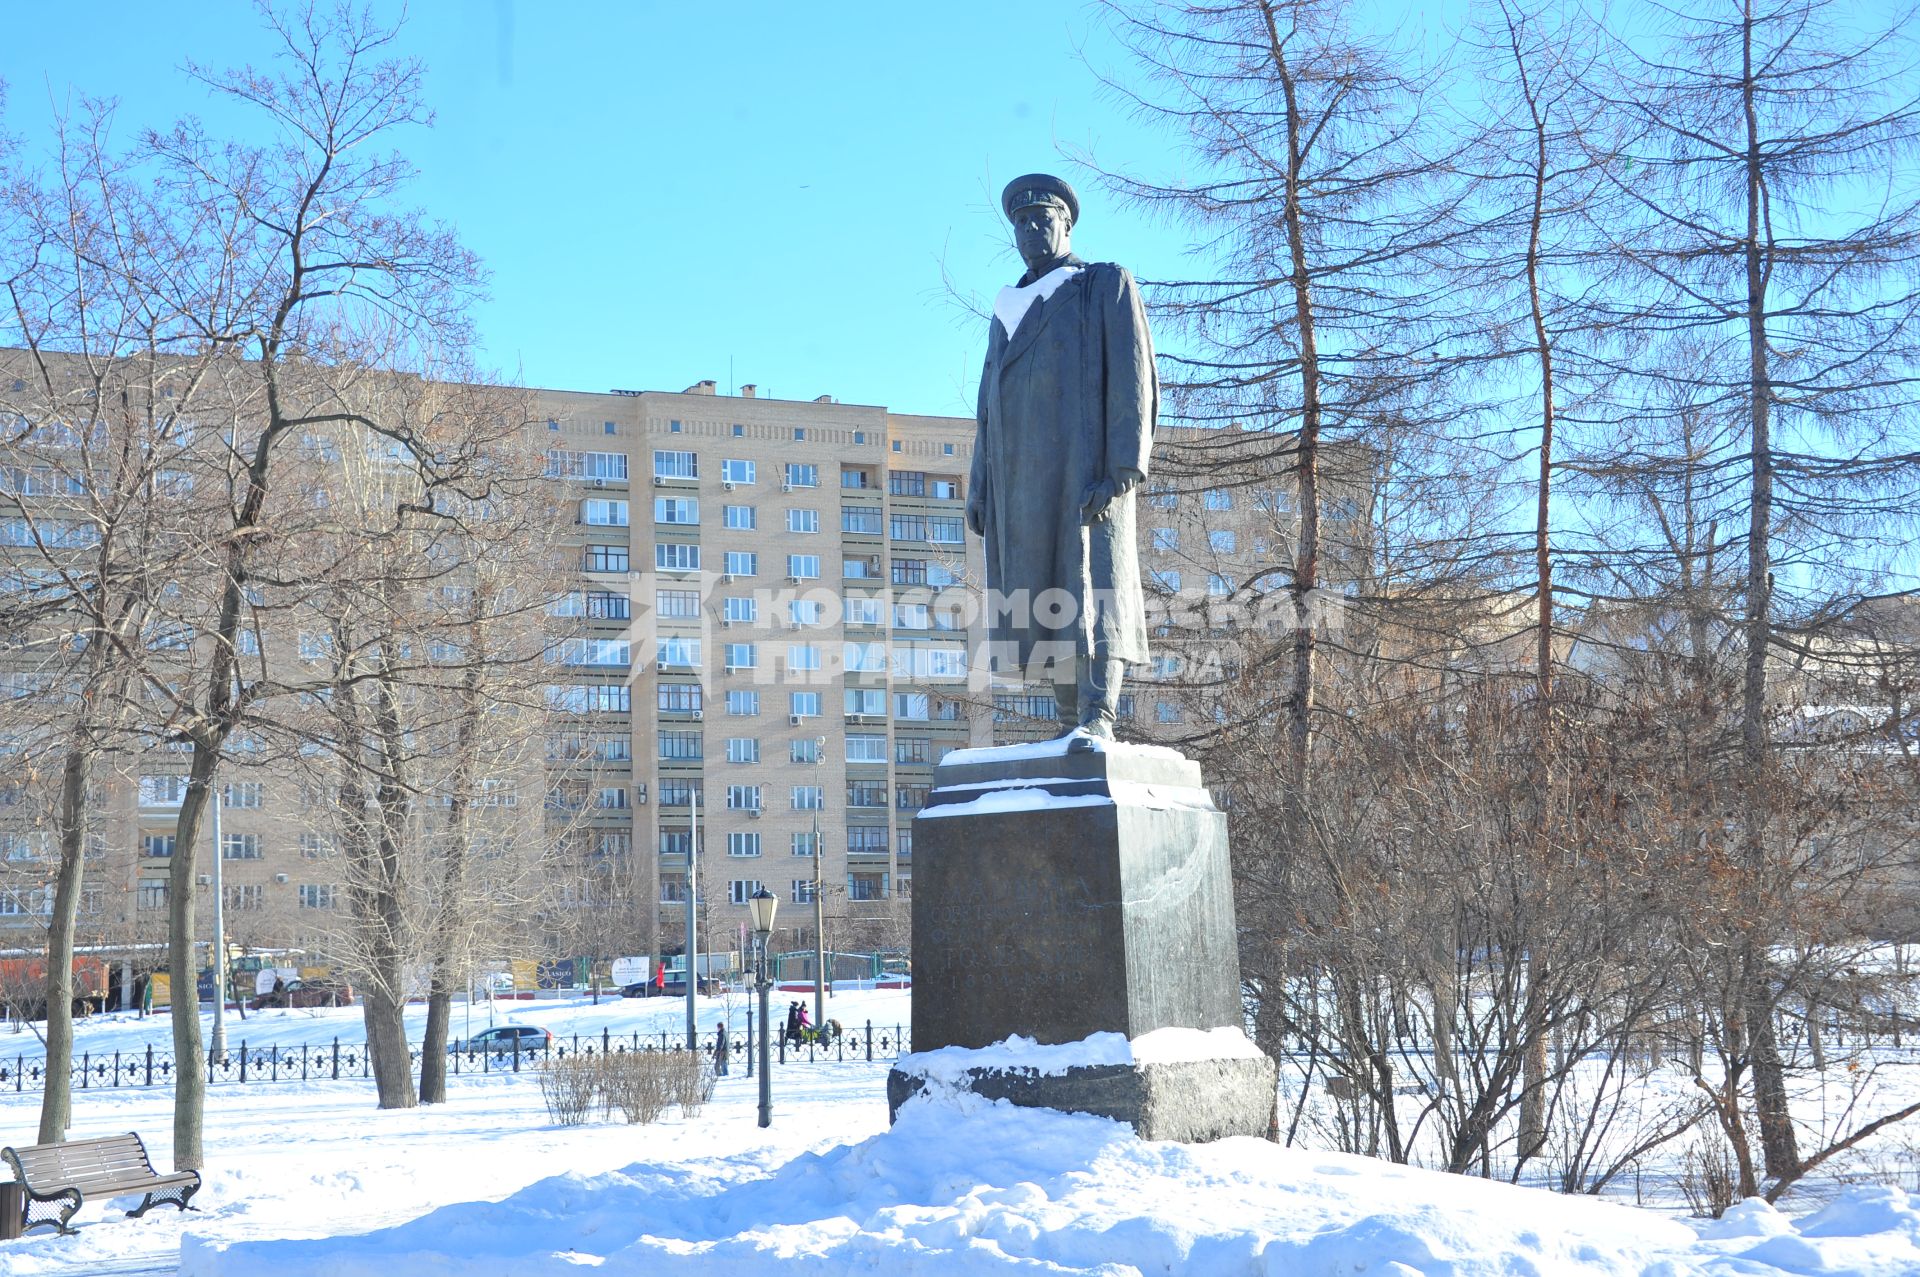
<box><xmin>1261</xmin><ymin>0</ymin><xmax>1323</xmax><ymax>837</ymax></box>
<box><xmin>167</xmin><ymin>758</ymin><xmax>219</xmax><ymax>1170</ymax></box>
<box><xmin>36</xmin><ymin>746</ymin><xmax>90</xmax><ymax>1144</ymax></box>
<box><xmin>419</xmin><ymin>978</ymin><xmax>452</xmax><ymax>1104</ymax></box>
<box><xmin>1737</xmin><ymin>0</ymin><xmax>1798</xmax><ymax>1181</ymax></box>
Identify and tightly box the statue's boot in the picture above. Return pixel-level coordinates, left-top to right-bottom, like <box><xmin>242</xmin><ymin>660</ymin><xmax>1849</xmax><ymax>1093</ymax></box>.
<box><xmin>1067</xmin><ymin>657</ymin><xmax>1122</xmax><ymax>754</ymax></box>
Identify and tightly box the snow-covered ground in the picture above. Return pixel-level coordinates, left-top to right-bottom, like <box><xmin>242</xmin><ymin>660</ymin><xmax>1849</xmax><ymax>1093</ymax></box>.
<box><xmin>0</xmin><ymin>994</ymin><xmax>1916</xmax><ymax>1275</ymax></box>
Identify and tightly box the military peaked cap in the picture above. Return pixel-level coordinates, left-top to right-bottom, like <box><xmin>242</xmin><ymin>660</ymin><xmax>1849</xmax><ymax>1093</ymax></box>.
<box><xmin>1002</xmin><ymin>173</ymin><xmax>1080</xmax><ymax>224</ymax></box>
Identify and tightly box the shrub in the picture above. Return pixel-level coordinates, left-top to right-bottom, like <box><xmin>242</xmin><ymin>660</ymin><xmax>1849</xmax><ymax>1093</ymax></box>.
<box><xmin>538</xmin><ymin>1053</ymin><xmax>603</xmax><ymax>1126</ymax></box>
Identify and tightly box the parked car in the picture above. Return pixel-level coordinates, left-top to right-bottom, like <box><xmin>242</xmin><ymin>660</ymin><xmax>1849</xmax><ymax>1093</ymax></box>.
<box><xmin>247</xmin><ymin>978</ymin><xmax>353</xmax><ymax>1010</ymax></box>
<box><xmin>619</xmin><ymin>977</ymin><xmax>723</xmax><ymax>998</ymax></box>
<box><xmin>448</xmin><ymin>1025</ymin><xmax>553</xmax><ymax>1055</ymax></box>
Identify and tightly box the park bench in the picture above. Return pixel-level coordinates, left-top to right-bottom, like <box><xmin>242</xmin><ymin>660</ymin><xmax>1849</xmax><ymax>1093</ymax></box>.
<box><xmin>0</xmin><ymin>1131</ymin><xmax>199</xmax><ymax>1236</ymax></box>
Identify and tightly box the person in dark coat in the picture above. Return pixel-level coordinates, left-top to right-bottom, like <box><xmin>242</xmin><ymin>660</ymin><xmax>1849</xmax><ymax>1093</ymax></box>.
<box><xmin>713</xmin><ymin>1020</ymin><xmax>729</xmax><ymax>1076</ymax></box>
<box><xmin>785</xmin><ymin>1001</ymin><xmax>803</xmax><ymax>1046</ymax></box>
<box><xmin>970</xmin><ymin>173</ymin><xmax>1159</xmax><ymax>751</ymax></box>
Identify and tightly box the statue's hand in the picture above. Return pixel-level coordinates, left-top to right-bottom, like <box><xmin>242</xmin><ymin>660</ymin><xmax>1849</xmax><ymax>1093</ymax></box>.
<box><xmin>1080</xmin><ymin>478</ymin><xmax>1118</xmax><ymax>525</ymax></box>
<box><xmin>966</xmin><ymin>496</ymin><xmax>986</xmax><ymax>537</ymax></box>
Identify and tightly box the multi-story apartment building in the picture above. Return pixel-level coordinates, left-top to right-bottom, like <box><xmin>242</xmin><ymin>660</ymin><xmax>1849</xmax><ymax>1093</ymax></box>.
<box><xmin>0</xmin><ymin>368</ymin><xmax>1354</xmax><ymax>977</ymax></box>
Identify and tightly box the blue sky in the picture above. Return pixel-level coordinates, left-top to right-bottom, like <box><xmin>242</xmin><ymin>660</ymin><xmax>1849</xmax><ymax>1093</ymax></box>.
<box><xmin>2</xmin><ymin>1</ymin><xmax>1232</xmax><ymax>418</ymax></box>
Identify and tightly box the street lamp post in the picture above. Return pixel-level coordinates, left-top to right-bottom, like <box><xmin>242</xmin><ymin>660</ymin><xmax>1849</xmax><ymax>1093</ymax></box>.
<box><xmin>747</xmin><ymin>887</ymin><xmax>778</xmax><ymax>1129</ymax></box>
<box><xmin>812</xmin><ymin>735</ymin><xmax>826</xmax><ymax>1031</ymax></box>
<box><xmin>209</xmin><ymin>787</ymin><xmax>226</xmax><ymax>1056</ymax></box>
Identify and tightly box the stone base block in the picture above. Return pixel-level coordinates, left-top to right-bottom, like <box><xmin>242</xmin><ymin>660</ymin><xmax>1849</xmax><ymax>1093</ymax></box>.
<box><xmin>888</xmin><ymin>1052</ymin><xmax>1277</xmax><ymax>1144</ymax></box>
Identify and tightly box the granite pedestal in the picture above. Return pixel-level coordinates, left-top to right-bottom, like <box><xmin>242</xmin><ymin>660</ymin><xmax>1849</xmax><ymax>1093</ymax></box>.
<box><xmin>888</xmin><ymin>738</ymin><xmax>1274</xmax><ymax>1141</ymax></box>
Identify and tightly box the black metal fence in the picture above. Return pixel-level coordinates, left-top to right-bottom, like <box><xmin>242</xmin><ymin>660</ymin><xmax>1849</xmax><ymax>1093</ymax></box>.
<box><xmin>0</xmin><ymin>1018</ymin><xmax>913</xmax><ymax>1094</ymax></box>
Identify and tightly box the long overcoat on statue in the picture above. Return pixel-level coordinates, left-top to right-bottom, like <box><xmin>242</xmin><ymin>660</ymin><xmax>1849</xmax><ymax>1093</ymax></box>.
<box><xmin>971</xmin><ymin>258</ymin><xmax>1158</xmax><ymax>675</ymax></box>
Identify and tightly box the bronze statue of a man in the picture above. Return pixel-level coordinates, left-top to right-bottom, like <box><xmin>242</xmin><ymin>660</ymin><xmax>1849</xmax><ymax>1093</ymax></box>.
<box><xmin>968</xmin><ymin>173</ymin><xmax>1158</xmax><ymax>752</ymax></box>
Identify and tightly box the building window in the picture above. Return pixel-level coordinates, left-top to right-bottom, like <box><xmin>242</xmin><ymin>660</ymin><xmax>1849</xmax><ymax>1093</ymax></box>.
<box><xmin>844</xmin><ymin>596</ymin><xmax>884</xmax><ymax>626</ymax></box>
<box><xmin>724</xmin><ymin>596</ymin><xmax>758</xmax><ymax>623</ymax></box>
<box><xmin>791</xmin><ymin>879</ymin><xmax>817</xmax><ymax>903</ymax></box>
<box><xmin>545</xmin><ymin>449</ymin><xmax>628</xmax><ymax>481</ymax></box>
<box><xmin>1209</xmin><ymin>530</ymin><xmax>1236</xmax><ymax>553</ymax></box>
<box><xmin>587</xmin><ymin>590</ymin><xmax>630</xmax><ymax>619</ymax></box>
<box><xmin>896</xmin><ymin>784</ymin><xmax>930</xmax><ymax>811</ymax></box>
<box><xmin>1204</xmin><ymin>488</ymin><xmax>1232</xmax><ymax>510</ymax></box>
<box><xmin>786</xmin><ymin>554</ymin><xmax>820</xmax><ymax>580</ymax></box>
<box><xmin>1148</xmin><ymin>482</ymin><xmax>1177</xmax><ymax>510</ymax></box>
<box><xmin>789</xmin><ymin>598</ymin><xmax>822</xmax><ymax>626</ymax></box>
<box><xmin>791</xmin><ymin>737</ymin><xmax>821</xmax><ymax>764</ymax></box>
<box><xmin>654</xmin><ymin>450</ymin><xmax>697</xmax><ymax>480</ymax></box>
<box><xmin>889</xmin><ymin>470</ymin><xmax>926</xmax><ymax>497</ymax></box>
<box><xmin>659</xmin><ymin>683</ymin><xmax>704</xmax><ymax>713</ymax></box>
<box><xmin>788</xmin><ymin>644</ymin><xmax>821</xmax><ymax>672</ymax></box>
<box><xmin>893</xmin><ymin>736</ymin><xmax>928</xmax><ymax>765</ymax></box>
<box><xmin>848</xmin><ymin>734</ymin><xmax>888</xmax><ymax>763</ymax></box>
<box><xmin>845</xmin><ymin>687</ymin><xmax>886</xmax><ymax>717</ymax></box>
<box><xmin>652</xmin><ymin>640</ymin><xmax>700</xmax><ymax>673</ymax></box>
<box><xmin>728</xmin><ymin>880</ymin><xmax>764</xmax><ymax>906</ymax></box>
<box><xmin>892</xmin><ymin>558</ymin><xmax>927</xmax><ymax>586</ymax></box>
<box><xmin>894</xmin><ymin>691</ymin><xmax>930</xmax><ymax>721</ymax></box>
<box><xmin>1208</xmin><ymin>574</ymin><xmax>1234</xmax><ymax>597</ymax></box>
<box><xmin>656</xmin><ymin>542</ymin><xmax>700</xmax><ymax>572</ymax></box>
<box><xmin>659</xmin><ymin>730</ymin><xmax>703</xmax><ymax>761</ymax></box>
<box><xmin>139</xmin><ymin>879</ymin><xmax>168</xmax><ymax>910</ymax></box>
<box><xmin>792</xmin><ymin>785</ymin><xmax>824</xmax><ymax>811</ymax></box>
<box><xmin>726</xmin><ymin>785</ymin><xmax>762</xmax><ymax>812</ymax></box>
<box><xmin>605</xmin><ymin>421</ymin><xmax>617</xmax><ymax>436</ymax></box>
<box><xmin>225</xmin><ymin>884</ymin><xmax>264</xmax><ymax>911</ymax></box>
<box><xmin>582</xmin><ymin>498</ymin><xmax>631</xmax><ymax>526</ymax></box>
<box><xmin>726</xmin><ymin>737</ymin><xmax>760</xmax><ymax>763</ymax></box>
<box><xmin>787</xmin><ymin>508</ymin><xmax>819</xmax><ymax>534</ymax></box>
<box><xmin>728</xmin><ymin>690</ymin><xmax>760</xmax><ymax>715</ymax></box>
<box><xmin>139</xmin><ymin>775</ymin><xmax>188</xmax><ymax>807</ymax></box>
<box><xmin>1149</xmin><ymin>569</ymin><xmax>1181</xmax><ymax>592</ymax></box>
<box><xmin>300</xmin><ymin>833</ymin><xmax>335</xmax><ymax>859</ymax></box>
<box><xmin>220</xmin><ymin>833</ymin><xmax>263</xmax><ymax>860</ymax></box>
<box><xmin>654</xmin><ymin>497</ymin><xmax>698</xmax><ymax>525</ymax></box>
<box><xmin>299</xmin><ymin>884</ymin><xmax>336</xmax><ymax>909</ymax></box>
<box><xmin>847</xmin><ymin>781</ymin><xmax>886</xmax><ymax>808</ymax></box>
<box><xmin>1157</xmin><ymin>701</ymin><xmax>1181</xmax><ymax>723</ymax></box>
<box><xmin>848</xmin><ymin>872</ymin><xmax>888</xmax><ymax>902</ymax></box>
<box><xmin>790</xmin><ymin>691</ymin><xmax>821</xmax><ymax>717</ymax></box>
<box><xmin>724</xmin><ymin>550</ymin><xmax>758</xmax><ymax>577</ymax></box>
<box><xmin>842</xmin><ymin>507</ymin><xmax>882</xmax><ymax>535</ymax></box>
<box><xmin>791</xmin><ymin>832</ymin><xmax>819</xmax><ymax>858</ymax></box>
<box><xmin>584</xmin><ymin>544</ymin><xmax>629</xmax><ymax>573</ymax></box>
<box><xmin>732</xmin><ymin>424</ymin><xmax>744</xmax><ymax>437</ymax></box>
<box><xmin>596</xmin><ymin>786</ymin><xmax>630</xmax><ymax>810</ymax></box>
<box><xmin>141</xmin><ymin>832</ymin><xmax>177</xmax><ymax>859</ymax></box>
<box><xmin>660</xmin><ymin>874</ymin><xmax>688</xmax><ymax>904</ymax></box>
<box><xmin>658</xmin><ymin>780</ymin><xmax>701</xmax><ymax>808</ymax></box>
<box><xmin>848</xmin><ymin>826</ymin><xmax>889</xmax><ymax>853</ymax></box>
<box><xmin>657</xmin><ymin>588</ymin><xmax>701</xmax><ymax>619</ymax></box>
<box><xmin>727</xmin><ymin>832</ymin><xmax>762</xmax><ymax>858</ymax></box>
<box><xmin>1152</xmin><ymin>528</ymin><xmax>1178</xmax><ymax>553</ymax></box>
<box><xmin>722</xmin><ymin>458</ymin><xmax>755</xmax><ymax>484</ymax></box>
<box><xmin>223</xmin><ymin>782</ymin><xmax>263</xmax><ymax>810</ymax></box>
<box><xmin>724</xmin><ymin>504</ymin><xmax>755</xmax><ymax>530</ymax></box>
<box><xmin>725</xmin><ymin>643</ymin><xmax>757</xmax><ymax>670</ymax></box>
<box><xmin>785</xmin><ymin>462</ymin><xmax>818</xmax><ymax>488</ymax></box>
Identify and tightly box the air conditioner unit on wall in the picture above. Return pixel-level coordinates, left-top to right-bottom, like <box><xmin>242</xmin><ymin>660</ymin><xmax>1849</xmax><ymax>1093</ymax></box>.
<box><xmin>653</xmin><ymin>476</ymin><xmax>666</xmax><ymax>486</ymax></box>
<box><xmin>274</xmin><ymin>873</ymin><xmax>289</xmax><ymax>884</ymax></box>
<box><xmin>591</xmin><ymin>478</ymin><xmax>607</xmax><ymax>489</ymax></box>
<box><xmin>790</xmin><ymin>715</ymin><xmax>802</xmax><ymax>726</ymax></box>
<box><xmin>634</xmin><ymin>783</ymin><xmax>649</xmax><ymax>805</ymax></box>
<box><xmin>723</xmin><ymin>481</ymin><xmax>735</xmax><ymax>491</ymax></box>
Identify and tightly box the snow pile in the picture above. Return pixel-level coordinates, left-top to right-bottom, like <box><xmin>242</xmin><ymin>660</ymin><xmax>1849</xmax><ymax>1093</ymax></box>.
<box><xmin>176</xmin><ymin>1084</ymin><xmax>1920</xmax><ymax>1277</ymax></box>
<box><xmin>942</xmin><ymin>735</ymin><xmax>1190</xmax><ymax>766</ymax></box>
<box><xmin>902</xmin><ymin>1026</ymin><xmax>1263</xmax><ymax>1085</ymax></box>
